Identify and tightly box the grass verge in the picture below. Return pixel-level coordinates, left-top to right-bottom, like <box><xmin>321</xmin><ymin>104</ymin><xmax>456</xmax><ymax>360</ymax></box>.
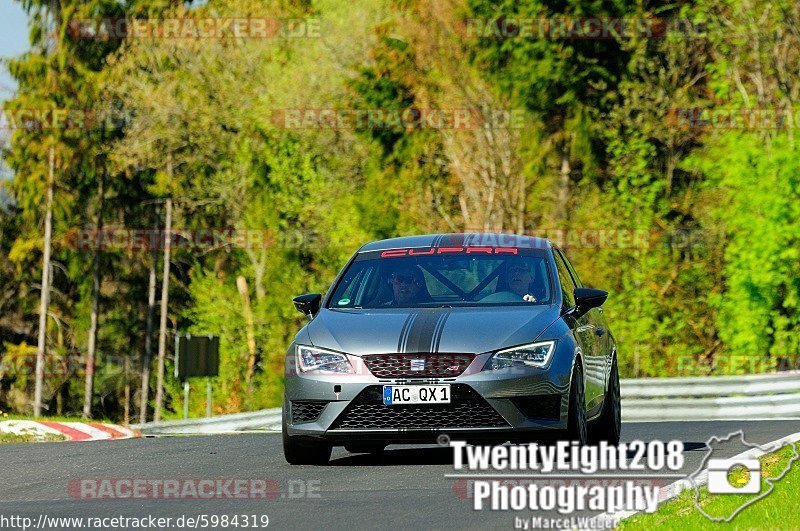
<box><xmin>4</xmin><ymin>414</ymin><xmax>114</xmax><ymax>423</ymax></box>
<box><xmin>620</xmin><ymin>443</ymin><xmax>800</xmax><ymax>530</ymax></box>
<box><xmin>0</xmin><ymin>431</ymin><xmax>66</xmax><ymax>443</ymax></box>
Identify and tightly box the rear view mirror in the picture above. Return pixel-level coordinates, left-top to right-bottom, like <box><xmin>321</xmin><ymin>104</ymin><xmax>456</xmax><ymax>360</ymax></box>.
<box><xmin>293</xmin><ymin>293</ymin><xmax>322</xmax><ymax>317</ymax></box>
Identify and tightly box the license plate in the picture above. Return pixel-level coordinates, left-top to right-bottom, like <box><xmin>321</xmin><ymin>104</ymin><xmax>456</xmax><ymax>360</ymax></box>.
<box><xmin>383</xmin><ymin>385</ymin><xmax>451</xmax><ymax>405</ymax></box>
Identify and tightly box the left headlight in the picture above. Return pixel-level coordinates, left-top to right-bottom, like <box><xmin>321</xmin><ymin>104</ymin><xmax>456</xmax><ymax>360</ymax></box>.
<box><xmin>296</xmin><ymin>345</ymin><xmax>354</xmax><ymax>374</ymax></box>
<box><xmin>484</xmin><ymin>340</ymin><xmax>556</xmax><ymax>370</ymax></box>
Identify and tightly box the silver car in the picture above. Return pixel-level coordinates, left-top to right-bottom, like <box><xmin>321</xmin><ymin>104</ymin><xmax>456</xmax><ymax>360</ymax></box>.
<box><xmin>282</xmin><ymin>233</ymin><xmax>620</xmax><ymax>464</ymax></box>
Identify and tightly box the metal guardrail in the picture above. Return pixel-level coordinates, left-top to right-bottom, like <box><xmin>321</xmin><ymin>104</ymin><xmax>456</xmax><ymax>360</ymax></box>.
<box><xmin>133</xmin><ymin>408</ymin><xmax>282</xmax><ymax>435</ymax></box>
<box><xmin>133</xmin><ymin>372</ymin><xmax>800</xmax><ymax>434</ymax></box>
<box><xmin>621</xmin><ymin>371</ymin><xmax>800</xmax><ymax>421</ymax></box>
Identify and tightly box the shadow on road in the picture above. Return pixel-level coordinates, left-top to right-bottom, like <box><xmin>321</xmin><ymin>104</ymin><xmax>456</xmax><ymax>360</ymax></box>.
<box><xmin>328</xmin><ymin>440</ymin><xmax>710</xmax><ymax>466</ymax></box>
<box><xmin>329</xmin><ymin>446</ymin><xmax>453</xmax><ymax>466</ymax></box>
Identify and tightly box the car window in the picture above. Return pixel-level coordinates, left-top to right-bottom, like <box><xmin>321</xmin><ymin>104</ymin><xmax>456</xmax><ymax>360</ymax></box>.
<box><xmin>334</xmin><ymin>263</ymin><xmax>381</xmax><ymax>306</ymax></box>
<box><xmin>560</xmin><ymin>250</ymin><xmax>584</xmax><ymax>288</ymax></box>
<box><xmin>553</xmin><ymin>249</ymin><xmax>576</xmax><ymax>307</ymax></box>
<box><xmin>327</xmin><ymin>248</ymin><xmax>553</xmax><ymax>309</ymax></box>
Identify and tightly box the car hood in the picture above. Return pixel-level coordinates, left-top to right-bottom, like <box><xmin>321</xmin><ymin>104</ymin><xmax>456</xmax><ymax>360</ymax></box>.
<box><xmin>305</xmin><ymin>305</ymin><xmax>560</xmax><ymax>355</ymax></box>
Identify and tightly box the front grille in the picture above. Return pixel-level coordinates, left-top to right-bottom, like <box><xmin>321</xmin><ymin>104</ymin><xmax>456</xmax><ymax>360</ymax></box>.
<box><xmin>361</xmin><ymin>353</ymin><xmax>476</xmax><ymax>378</ymax></box>
<box><xmin>330</xmin><ymin>384</ymin><xmax>509</xmax><ymax>430</ymax></box>
<box><xmin>291</xmin><ymin>401</ymin><xmax>329</xmax><ymax>423</ymax></box>
<box><xmin>511</xmin><ymin>395</ymin><xmax>562</xmax><ymax>421</ymax></box>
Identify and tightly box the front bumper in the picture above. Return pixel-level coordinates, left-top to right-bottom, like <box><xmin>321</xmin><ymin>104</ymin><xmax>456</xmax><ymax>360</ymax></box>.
<box><xmin>284</xmin><ymin>350</ymin><xmax>573</xmax><ymax>444</ymax></box>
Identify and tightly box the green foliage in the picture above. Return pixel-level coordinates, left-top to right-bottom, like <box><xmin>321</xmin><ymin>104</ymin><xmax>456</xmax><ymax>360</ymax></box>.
<box><xmin>688</xmin><ymin>134</ymin><xmax>800</xmax><ymax>358</ymax></box>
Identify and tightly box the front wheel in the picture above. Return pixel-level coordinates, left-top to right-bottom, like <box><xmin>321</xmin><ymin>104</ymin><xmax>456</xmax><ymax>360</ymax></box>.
<box><xmin>283</xmin><ymin>423</ymin><xmax>332</xmax><ymax>465</ymax></box>
<box><xmin>589</xmin><ymin>357</ymin><xmax>621</xmax><ymax>445</ymax></box>
<box><xmin>566</xmin><ymin>360</ymin><xmax>588</xmax><ymax>445</ymax></box>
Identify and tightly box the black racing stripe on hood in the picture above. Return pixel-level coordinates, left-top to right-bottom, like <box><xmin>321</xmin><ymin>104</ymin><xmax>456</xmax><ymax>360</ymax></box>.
<box><xmin>404</xmin><ymin>310</ymin><xmax>444</xmax><ymax>353</ymax></box>
<box><xmin>397</xmin><ymin>312</ymin><xmax>416</xmax><ymax>353</ymax></box>
<box><xmin>431</xmin><ymin>311</ymin><xmax>451</xmax><ymax>353</ymax></box>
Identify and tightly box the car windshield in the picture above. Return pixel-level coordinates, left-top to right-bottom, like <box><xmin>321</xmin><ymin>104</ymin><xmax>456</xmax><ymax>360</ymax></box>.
<box><xmin>328</xmin><ymin>248</ymin><xmax>553</xmax><ymax>309</ymax></box>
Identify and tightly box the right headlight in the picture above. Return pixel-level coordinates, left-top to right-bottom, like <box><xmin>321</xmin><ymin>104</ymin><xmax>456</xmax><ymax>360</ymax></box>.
<box><xmin>484</xmin><ymin>340</ymin><xmax>556</xmax><ymax>370</ymax></box>
<box><xmin>296</xmin><ymin>345</ymin><xmax>354</xmax><ymax>374</ymax></box>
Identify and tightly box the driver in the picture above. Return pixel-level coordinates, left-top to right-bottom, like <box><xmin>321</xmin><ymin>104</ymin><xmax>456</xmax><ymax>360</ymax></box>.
<box><xmin>500</xmin><ymin>260</ymin><xmax>538</xmax><ymax>302</ymax></box>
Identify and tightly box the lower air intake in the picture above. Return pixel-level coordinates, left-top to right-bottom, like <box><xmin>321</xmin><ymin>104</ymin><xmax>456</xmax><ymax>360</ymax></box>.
<box><xmin>291</xmin><ymin>401</ymin><xmax>329</xmax><ymax>423</ymax></box>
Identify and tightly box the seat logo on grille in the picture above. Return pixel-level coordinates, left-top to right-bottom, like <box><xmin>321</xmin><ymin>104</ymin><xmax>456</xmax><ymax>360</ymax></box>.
<box><xmin>409</xmin><ymin>359</ymin><xmax>425</xmax><ymax>371</ymax></box>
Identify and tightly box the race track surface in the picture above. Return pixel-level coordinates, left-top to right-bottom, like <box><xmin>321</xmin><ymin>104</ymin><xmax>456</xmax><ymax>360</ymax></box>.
<box><xmin>2</xmin><ymin>421</ymin><xmax>799</xmax><ymax>530</ymax></box>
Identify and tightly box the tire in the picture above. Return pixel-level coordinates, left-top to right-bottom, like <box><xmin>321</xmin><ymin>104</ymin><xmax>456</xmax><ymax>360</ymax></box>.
<box><xmin>566</xmin><ymin>360</ymin><xmax>588</xmax><ymax>445</ymax></box>
<box><xmin>589</xmin><ymin>357</ymin><xmax>621</xmax><ymax>446</ymax></box>
<box><xmin>282</xmin><ymin>422</ymin><xmax>332</xmax><ymax>465</ymax></box>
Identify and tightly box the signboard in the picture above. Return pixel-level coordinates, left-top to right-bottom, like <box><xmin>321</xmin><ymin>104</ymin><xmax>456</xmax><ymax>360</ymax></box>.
<box><xmin>175</xmin><ymin>334</ymin><xmax>220</xmax><ymax>381</ymax></box>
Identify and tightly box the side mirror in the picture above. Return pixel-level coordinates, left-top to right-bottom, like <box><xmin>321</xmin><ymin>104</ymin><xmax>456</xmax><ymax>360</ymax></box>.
<box><xmin>293</xmin><ymin>293</ymin><xmax>322</xmax><ymax>317</ymax></box>
<box><xmin>573</xmin><ymin>288</ymin><xmax>608</xmax><ymax>315</ymax></box>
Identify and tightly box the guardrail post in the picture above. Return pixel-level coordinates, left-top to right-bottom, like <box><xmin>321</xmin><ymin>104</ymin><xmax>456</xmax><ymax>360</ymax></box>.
<box><xmin>206</xmin><ymin>377</ymin><xmax>212</xmax><ymax>418</ymax></box>
<box><xmin>183</xmin><ymin>381</ymin><xmax>190</xmax><ymax>420</ymax></box>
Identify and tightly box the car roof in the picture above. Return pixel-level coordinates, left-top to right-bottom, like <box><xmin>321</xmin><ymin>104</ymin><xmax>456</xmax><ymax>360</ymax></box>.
<box><xmin>358</xmin><ymin>233</ymin><xmax>552</xmax><ymax>252</ymax></box>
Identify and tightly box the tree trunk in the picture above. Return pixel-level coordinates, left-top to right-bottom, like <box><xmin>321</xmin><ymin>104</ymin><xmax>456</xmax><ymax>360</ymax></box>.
<box><xmin>33</xmin><ymin>146</ymin><xmax>55</xmax><ymax>418</ymax></box>
<box><xmin>123</xmin><ymin>356</ymin><xmax>131</xmax><ymax>425</ymax></box>
<box><xmin>55</xmin><ymin>384</ymin><xmax>63</xmax><ymax>416</ymax></box>
<box><xmin>154</xmin><ymin>197</ymin><xmax>172</xmax><ymax>422</ymax></box>
<box><xmin>555</xmin><ymin>151</ymin><xmax>571</xmax><ymax>224</ymax></box>
<box><xmin>236</xmin><ymin>276</ymin><xmax>257</xmax><ymax>385</ymax></box>
<box><xmin>139</xmin><ymin>230</ymin><xmax>159</xmax><ymax>423</ymax></box>
<box><xmin>83</xmin><ymin>171</ymin><xmax>104</xmax><ymax>418</ymax></box>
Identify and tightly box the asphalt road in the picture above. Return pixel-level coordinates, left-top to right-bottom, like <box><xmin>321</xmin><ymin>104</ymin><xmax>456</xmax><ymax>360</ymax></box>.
<box><xmin>1</xmin><ymin>420</ymin><xmax>799</xmax><ymax>530</ymax></box>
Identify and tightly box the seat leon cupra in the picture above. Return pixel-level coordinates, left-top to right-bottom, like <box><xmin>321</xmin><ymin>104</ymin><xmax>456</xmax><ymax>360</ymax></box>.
<box><xmin>283</xmin><ymin>233</ymin><xmax>620</xmax><ymax>464</ymax></box>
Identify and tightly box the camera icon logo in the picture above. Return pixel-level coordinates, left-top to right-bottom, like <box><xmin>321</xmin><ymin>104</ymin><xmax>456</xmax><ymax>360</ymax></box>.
<box><xmin>690</xmin><ymin>430</ymin><xmax>799</xmax><ymax>522</ymax></box>
<box><xmin>707</xmin><ymin>458</ymin><xmax>761</xmax><ymax>494</ymax></box>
